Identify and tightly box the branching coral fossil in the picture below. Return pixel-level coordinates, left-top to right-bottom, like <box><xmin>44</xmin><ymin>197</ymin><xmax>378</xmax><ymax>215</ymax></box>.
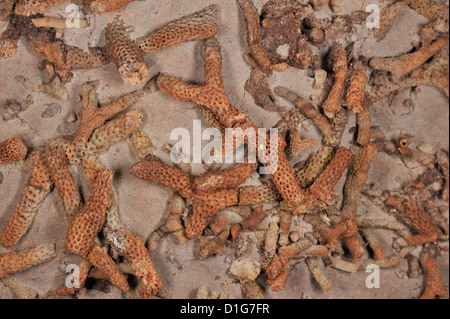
<box><xmin>0</xmin><ymin>78</ymin><xmax>162</xmax><ymax>298</ymax></box>
<box><xmin>0</xmin><ymin>0</ymin><xmax>448</xmax><ymax>301</ymax></box>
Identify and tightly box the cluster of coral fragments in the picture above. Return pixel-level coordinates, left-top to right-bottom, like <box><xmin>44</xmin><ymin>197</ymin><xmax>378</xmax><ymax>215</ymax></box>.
<box><xmin>0</xmin><ymin>0</ymin><xmax>449</xmax><ymax>299</ymax></box>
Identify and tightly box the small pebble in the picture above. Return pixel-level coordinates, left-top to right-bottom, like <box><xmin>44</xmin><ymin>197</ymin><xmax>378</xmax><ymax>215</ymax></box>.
<box><xmin>0</xmin><ymin>171</ymin><xmax>4</xmax><ymax>185</ymax></box>
<box><xmin>42</xmin><ymin>103</ymin><xmax>62</xmax><ymax>119</ymax></box>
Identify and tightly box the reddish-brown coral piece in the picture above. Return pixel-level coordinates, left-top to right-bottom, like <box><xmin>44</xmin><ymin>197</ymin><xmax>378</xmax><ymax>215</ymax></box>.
<box><xmin>90</xmin><ymin>0</ymin><xmax>136</xmax><ymax>15</ymax></box>
<box><xmin>46</xmin><ymin>146</ymin><xmax>81</xmax><ymax>217</ymax></box>
<box><xmin>136</xmin><ymin>5</ymin><xmax>219</xmax><ymax>54</ymax></box>
<box><xmin>345</xmin><ymin>62</ymin><xmax>367</xmax><ymax>114</ymax></box>
<box><xmin>193</xmin><ymin>161</ymin><xmax>258</xmax><ymax>193</ymax></box>
<box><xmin>65</xmin><ymin>170</ymin><xmax>114</xmax><ymax>258</ymax></box>
<box><xmin>238</xmin><ymin>183</ymin><xmax>282</xmax><ymax>206</ymax></box>
<box><xmin>123</xmin><ymin>231</ymin><xmax>162</xmax><ymax>298</ymax></box>
<box><xmin>420</xmin><ymin>246</ymin><xmax>449</xmax><ymax>299</ymax></box>
<box><xmin>0</xmin><ymin>242</ymin><xmax>56</xmax><ymax>278</ymax></box>
<box><xmin>322</xmin><ymin>44</ymin><xmax>348</xmax><ymax>119</ymax></box>
<box><xmin>370</xmin><ymin>38</ymin><xmax>446</xmax><ymax>82</ymax></box>
<box><xmin>342</xmin><ymin>144</ymin><xmax>379</xmax><ymax>220</ymax></box>
<box><xmin>156</xmin><ymin>38</ymin><xmax>306</xmax><ymax>213</ymax></box>
<box><xmin>15</xmin><ymin>0</ymin><xmax>65</xmax><ymax>16</ymax></box>
<box><xmin>131</xmin><ymin>158</ymin><xmax>239</xmax><ymax>239</ymax></box>
<box><xmin>310</xmin><ymin>146</ymin><xmax>353</xmax><ymax>205</ymax></box>
<box><xmin>85</xmin><ymin>244</ymin><xmax>129</xmax><ymax>291</ymax></box>
<box><xmin>387</xmin><ymin>197</ymin><xmax>440</xmax><ymax>245</ymax></box>
<box><xmin>238</xmin><ymin>0</ymin><xmax>290</xmax><ymax>73</ymax></box>
<box><xmin>436</xmin><ymin>152</ymin><xmax>449</xmax><ymax>201</ymax></box>
<box><xmin>323</xmin><ymin>219</ymin><xmax>359</xmax><ymax>252</ymax></box>
<box><xmin>0</xmin><ymin>137</ymin><xmax>28</xmax><ymax>165</ymax></box>
<box><xmin>73</xmin><ymin>81</ymin><xmax>147</xmax><ymax>146</ymax></box>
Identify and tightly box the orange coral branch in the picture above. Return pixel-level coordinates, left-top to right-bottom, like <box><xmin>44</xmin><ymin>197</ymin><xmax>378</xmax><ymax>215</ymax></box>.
<box><xmin>310</xmin><ymin>146</ymin><xmax>353</xmax><ymax>205</ymax></box>
<box><xmin>370</xmin><ymin>38</ymin><xmax>446</xmax><ymax>82</ymax></box>
<box><xmin>420</xmin><ymin>246</ymin><xmax>449</xmax><ymax>299</ymax></box>
<box><xmin>0</xmin><ymin>242</ymin><xmax>56</xmax><ymax>278</ymax></box>
<box><xmin>346</xmin><ymin>62</ymin><xmax>368</xmax><ymax>114</ymax></box>
<box><xmin>106</xmin><ymin>18</ymin><xmax>149</xmax><ymax>86</ymax></box>
<box><xmin>156</xmin><ymin>38</ymin><xmax>306</xmax><ymax>213</ymax></box>
<box><xmin>136</xmin><ymin>5</ymin><xmax>219</xmax><ymax>54</ymax></box>
<box><xmin>387</xmin><ymin>197</ymin><xmax>440</xmax><ymax>245</ymax></box>
<box><xmin>0</xmin><ymin>137</ymin><xmax>28</xmax><ymax>165</ymax></box>
<box><xmin>238</xmin><ymin>0</ymin><xmax>290</xmax><ymax>72</ymax></box>
<box><xmin>65</xmin><ymin>170</ymin><xmax>114</xmax><ymax>258</ymax></box>
<box><xmin>90</xmin><ymin>0</ymin><xmax>136</xmax><ymax>15</ymax></box>
<box><xmin>15</xmin><ymin>0</ymin><xmax>65</xmax><ymax>16</ymax></box>
<box><xmin>322</xmin><ymin>44</ymin><xmax>348</xmax><ymax>119</ymax></box>
<box><xmin>47</xmin><ymin>146</ymin><xmax>81</xmax><ymax>217</ymax></box>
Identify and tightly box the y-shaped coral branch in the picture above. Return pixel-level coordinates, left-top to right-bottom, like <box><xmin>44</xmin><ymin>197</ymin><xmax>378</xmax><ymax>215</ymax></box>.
<box><xmin>131</xmin><ymin>156</ymin><xmax>255</xmax><ymax>239</ymax></box>
<box><xmin>156</xmin><ymin>38</ymin><xmax>307</xmax><ymax>214</ymax></box>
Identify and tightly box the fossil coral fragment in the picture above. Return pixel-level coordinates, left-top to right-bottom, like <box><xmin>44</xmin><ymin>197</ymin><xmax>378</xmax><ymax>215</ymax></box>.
<box><xmin>238</xmin><ymin>0</ymin><xmax>290</xmax><ymax>72</ymax></box>
<box><xmin>15</xmin><ymin>0</ymin><xmax>65</xmax><ymax>16</ymax></box>
<box><xmin>90</xmin><ymin>0</ymin><xmax>137</xmax><ymax>15</ymax></box>
<box><xmin>373</xmin><ymin>1</ymin><xmax>407</xmax><ymax>42</ymax></box>
<box><xmin>156</xmin><ymin>38</ymin><xmax>305</xmax><ymax>213</ymax></box>
<box><xmin>0</xmin><ymin>242</ymin><xmax>56</xmax><ymax>278</ymax></box>
<box><xmin>420</xmin><ymin>245</ymin><xmax>449</xmax><ymax>299</ymax></box>
<box><xmin>310</xmin><ymin>146</ymin><xmax>353</xmax><ymax>205</ymax></box>
<box><xmin>0</xmin><ymin>137</ymin><xmax>28</xmax><ymax>165</ymax></box>
<box><xmin>322</xmin><ymin>44</ymin><xmax>348</xmax><ymax>118</ymax></box>
<box><xmin>136</xmin><ymin>5</ymin><xmax>219</xmax><ymax>54</ymax></box>
<box><xmin>47</xmin><ymin>146</ymin><xmax>81</xmax><ymax>217</ymax></box>
<box><xmin>106</xmin><ymin>18</ymin><xmax>149</xmax><ymax>86</ymax></box>
<box><xmin>370</xmin><ymin>38</ymin><xmax>446</xmax><ymax>82</ymax></box>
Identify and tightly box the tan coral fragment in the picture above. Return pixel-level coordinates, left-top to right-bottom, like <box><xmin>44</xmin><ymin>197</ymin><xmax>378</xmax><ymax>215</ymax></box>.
<box><xmin>47</xmin><ymin>146</ymin><xmax>81</xmax><ymax>217</ymax></box>
<box><xmin>106</xmin><ymin>18</ymin><xmax>149</xmax><ymax>86</ymax></box>
<box><xmin>90</xmin><ymin>0</ymin><xmax>136</xmax><ymax>15</ymax></box>
<box><xmin>0</xmin><ymin>186</ymin><xmax>49</xmax><ymax>249</ymax></box>
<box><xmin>0</xmin><ymin>242</ymin><xmax>56</xmax><ymax>278</ymax></box>
<box><xmin>136</xmin><ymin>5</ymin><xmax>219</xmax><ymax>54</ymax></box>
<box><xmin>420</xmin><ymin>246</ymin><xmax>449</xmax><ymax>299</ymax></box>
<box><xmin>310</xmin><ymin>146</ymin><xmax>353</xmax><ymax>205</ymax></box>
<box><xmin>238</xmin><ymin>0</ymin><xmax>290</xmax><ymax>72</ymax></box>
<box><xmin>346</xmin><ymin>62</ymin><xmax>367</xmax><ymax>114</ymax></box>
<box><xmin>15</xmin><ymin>0</ymin><xmax>65</xmax><ymax>16</ymax></box>
<box><xmin>373</xmin><ymin>1</ymin><xmax>407</xmax><ymax>42</ymax></box>
<box><xmin>65</xmin><ymin>170</ymin><xmax>114</xmax><ymax>258</ymax></box>
<box><xmin>370</xmin><ymin>38</ymin><xmax>446</xmax><ymax>82</ymax></box>
<box><xmin>0</xmin><ymin>137</ymin><xmax>28</xmax><ymax>165</ymax></box>
<box><xmin>123</xmin><ymin>231</ymin><xmax>162</xmax><ymax>298</ymax></box>
<box><xmin>322</xmin><ymin>44</ymin><xmax>348</xmax><ymax>119</ymax></box>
